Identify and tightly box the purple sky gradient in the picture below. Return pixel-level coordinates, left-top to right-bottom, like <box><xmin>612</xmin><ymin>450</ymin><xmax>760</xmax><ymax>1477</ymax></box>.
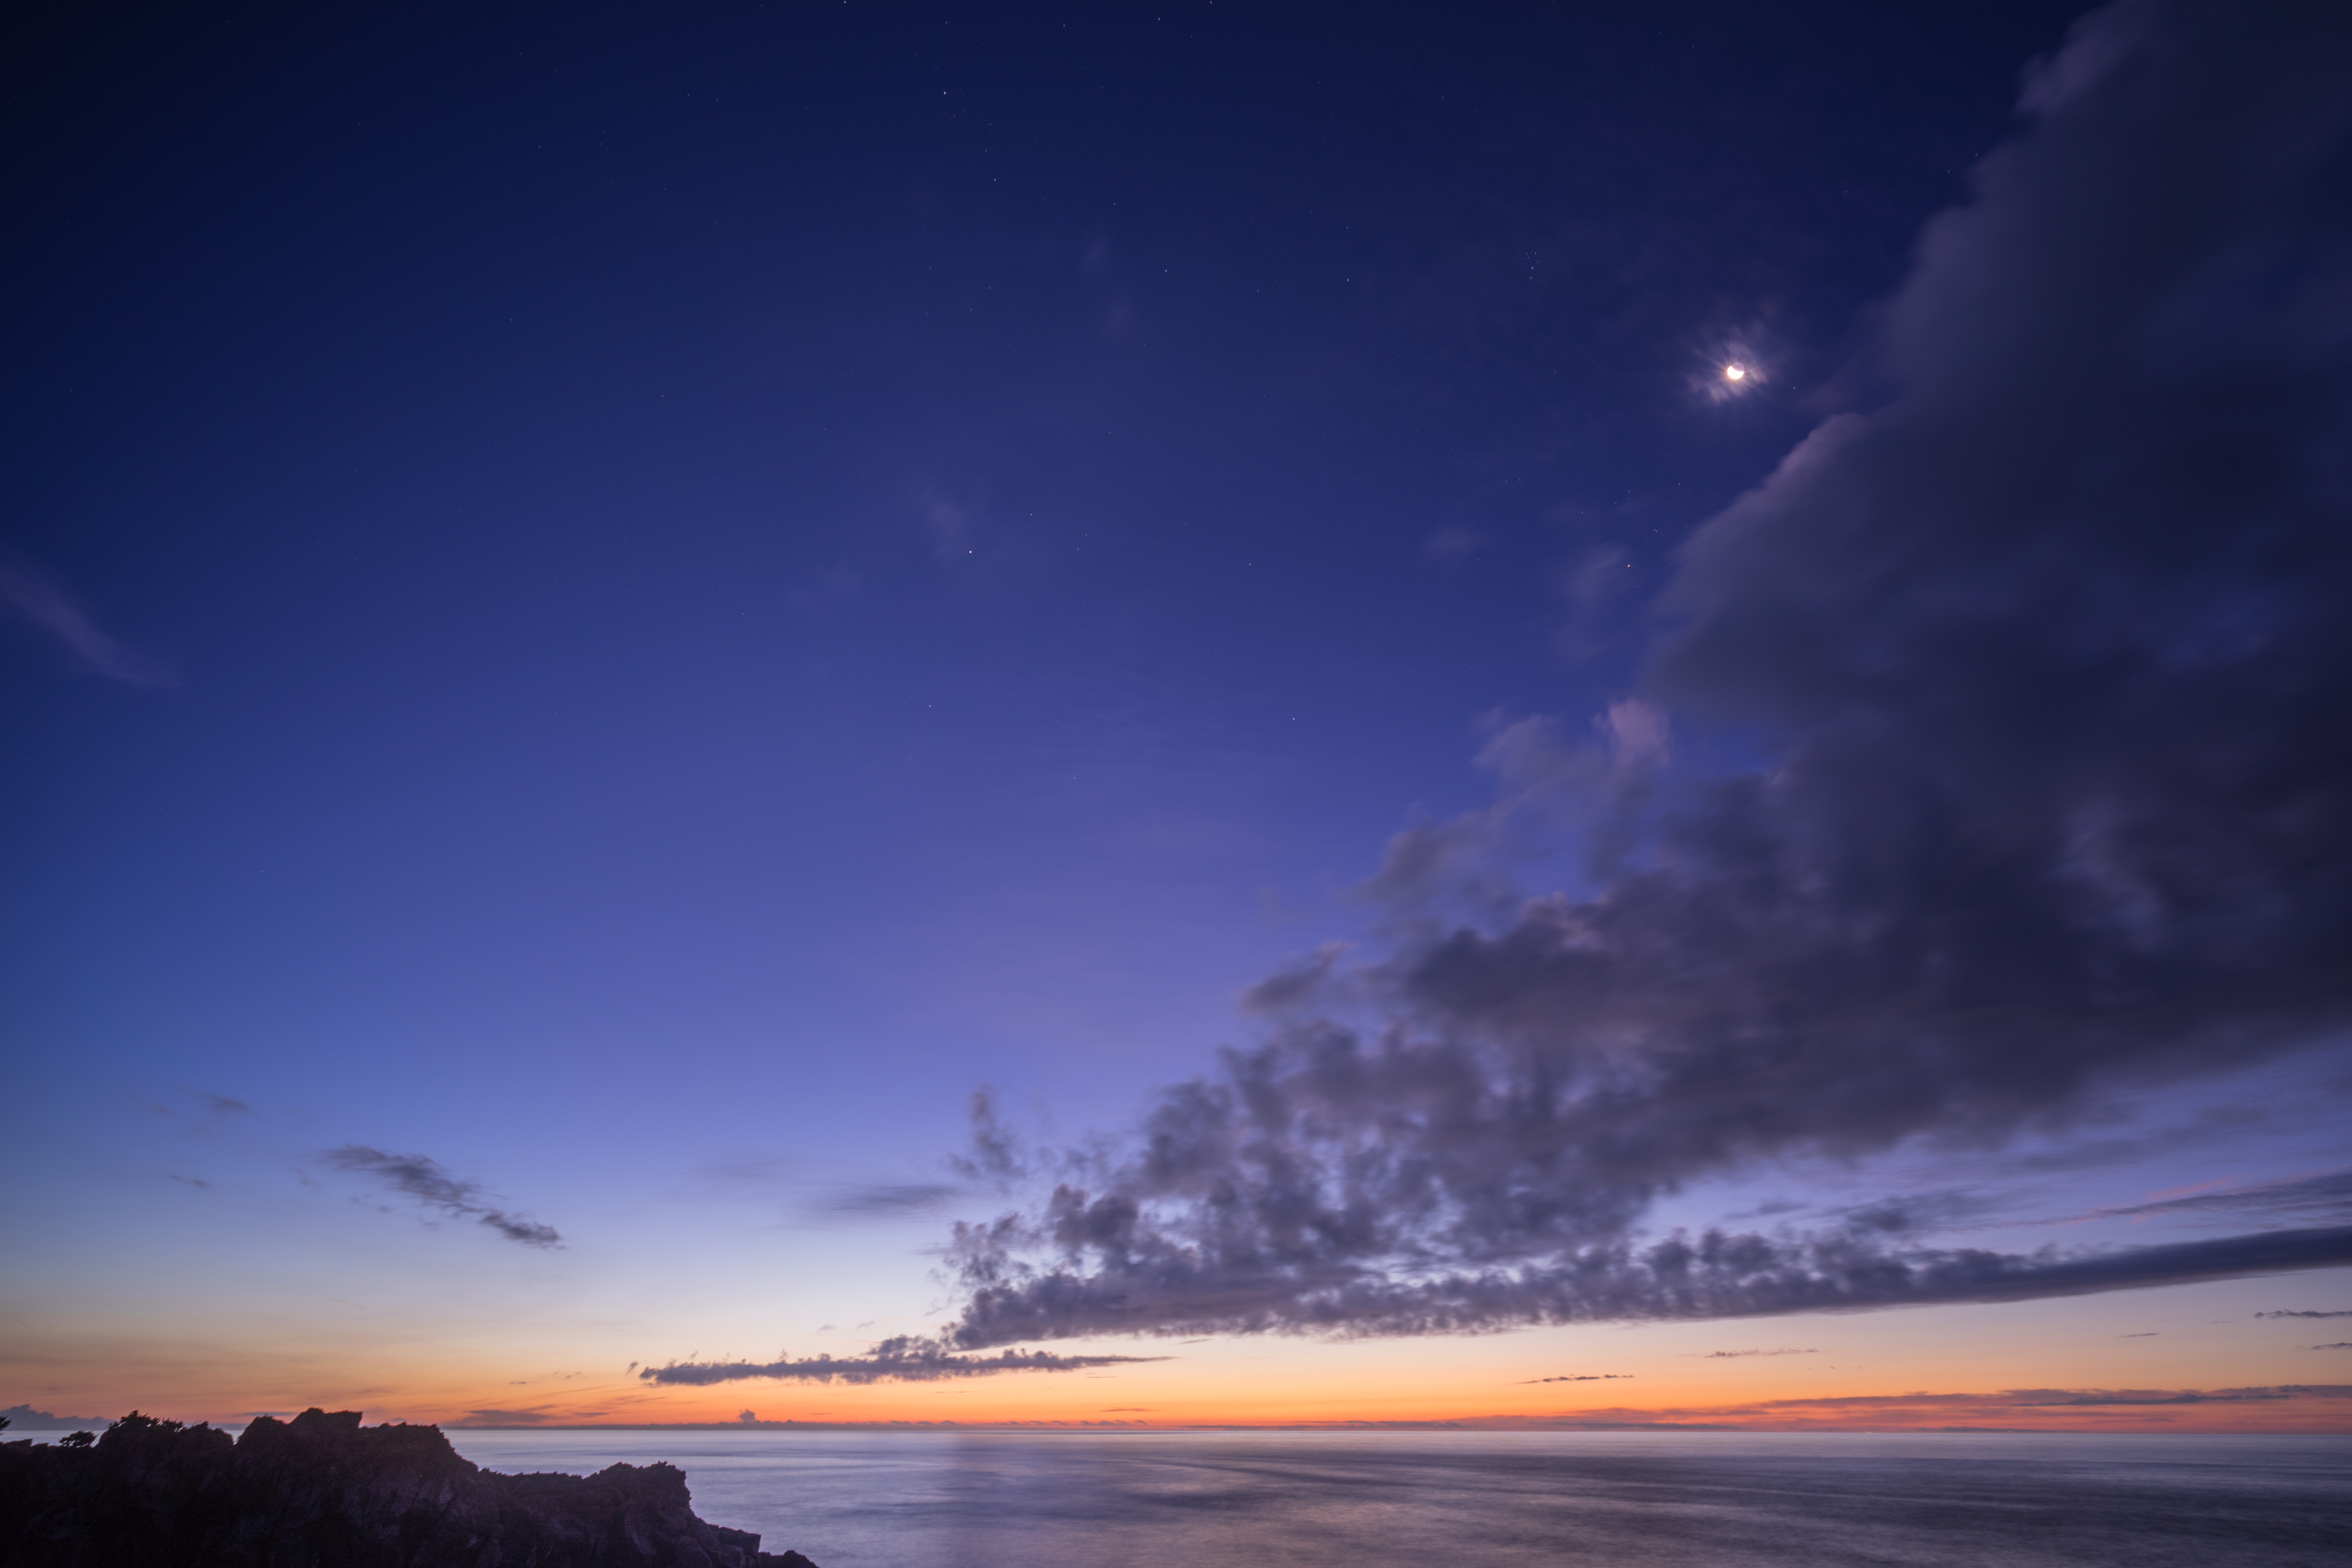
<box><xmin>2</xmin><ymin>0</ymin><xmax>2346</xmax><ymax>1423</ymax></box>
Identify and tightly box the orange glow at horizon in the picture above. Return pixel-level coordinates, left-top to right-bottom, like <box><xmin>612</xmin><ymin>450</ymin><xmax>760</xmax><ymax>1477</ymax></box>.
<box><xmin>9</xmin><ymin>1269</ymin><xmax>2347</xmax><ymax>1437</ymax></box>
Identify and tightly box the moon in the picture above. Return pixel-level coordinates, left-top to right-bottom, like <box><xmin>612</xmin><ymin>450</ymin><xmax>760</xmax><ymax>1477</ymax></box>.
<box><xmin>1724</xmin><ymin>364</ymin><xmax>1747</xmax><ymax>381</ymax></box>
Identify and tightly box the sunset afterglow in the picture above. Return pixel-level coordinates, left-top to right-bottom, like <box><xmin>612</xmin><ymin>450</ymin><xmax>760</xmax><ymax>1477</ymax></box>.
<box><xmin>4</xmin><ymin>0</ymin><xmax>2346</xmax><ymax>1457</ymax></box>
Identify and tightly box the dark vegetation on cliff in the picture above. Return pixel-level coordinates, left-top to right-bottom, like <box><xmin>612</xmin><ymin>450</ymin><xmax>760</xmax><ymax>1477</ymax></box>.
<box><xmin>0</xmin><ymin>1408</ymin><xmax>820</xmax><ymax>1568</ymax></box>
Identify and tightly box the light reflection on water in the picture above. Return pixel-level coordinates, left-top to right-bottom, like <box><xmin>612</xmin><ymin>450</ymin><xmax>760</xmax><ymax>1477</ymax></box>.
<box><xmin>445</xmin><ymin>1428</ymin><xmax>2352</xmax><ymax>1568</ymax></box>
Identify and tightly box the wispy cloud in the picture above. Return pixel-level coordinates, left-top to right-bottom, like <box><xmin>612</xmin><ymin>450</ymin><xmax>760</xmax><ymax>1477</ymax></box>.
<box><xmin>812</xmin><ymin>1183</ymin><xmax>966</xmax><ymax>1220</ymax></box>
<box><xmin>638</xmin><ymin>1335</ymin><xmax>1164</xmax><ymax>1386</ymax></box>
<box><xmin>2071</xmin><ymin>1171</ymin><xmax>2352</xmax><ymax>1228</ymax></box>
<box><xmin>1569</xmin><ymin>1384</ymin><xmax>2352</xmax><ymax>1422</ymax></box>
<box><xmin>2008</xmin><ymin>1388</ymin><xmax>2301</xmax><ymax>1408</ymax></box>
<box><xmin>321</xmin><ymin>1145</ymin><xmax>562</xmax><ymax>1247</ymax></box>
<box><xmin>0</xmin><ymin>551</ymin><xmax>175</xmax><ymax>687</ymax></box>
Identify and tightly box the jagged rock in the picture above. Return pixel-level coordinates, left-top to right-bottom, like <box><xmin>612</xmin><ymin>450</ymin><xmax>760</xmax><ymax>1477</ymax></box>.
<box><xmin>0</xmin><ymin>1408</ymin><xmax>821</xmax><ymax>1568</ymax></box>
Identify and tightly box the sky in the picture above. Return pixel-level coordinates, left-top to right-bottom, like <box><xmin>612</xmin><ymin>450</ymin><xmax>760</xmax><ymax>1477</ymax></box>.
<box><xmin>4</xmin><ymin>0</ymin><xmax>2349</xmax><ymax>1435</ymax></box>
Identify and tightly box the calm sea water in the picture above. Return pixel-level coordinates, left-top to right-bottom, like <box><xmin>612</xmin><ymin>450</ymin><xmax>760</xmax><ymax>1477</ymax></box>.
<box><xmin>444</xmin><ymin>1428</ymin><xmax>2350</xmax><ymax>1568</ymax></box>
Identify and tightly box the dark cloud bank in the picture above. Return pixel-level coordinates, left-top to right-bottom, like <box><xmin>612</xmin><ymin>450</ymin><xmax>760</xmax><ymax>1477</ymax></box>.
<box><xmin>916</xmin><ymin>0</ymin><xmax>2352</xmax><ymax>1354</ymax></box>
<box><xmin>616</xmin><ymin>0</ymin><xmax>2352</xmax><ymax>1393</ymax></box>
<box><xmin>637</xmin><ymin>1340</ymin><xmax>1159</xmax><ymax>1388</ymax></box>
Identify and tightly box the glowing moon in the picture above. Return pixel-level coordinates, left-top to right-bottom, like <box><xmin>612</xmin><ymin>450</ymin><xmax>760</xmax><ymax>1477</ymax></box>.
<box><xmin>1724</xmin><ymin>364</ymin><xmax>1747</xmax><ymax>381</ymax></box>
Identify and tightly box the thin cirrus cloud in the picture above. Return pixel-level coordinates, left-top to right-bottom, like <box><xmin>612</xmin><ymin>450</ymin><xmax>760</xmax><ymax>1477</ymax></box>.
<box><xmin>1429</xmin><ymin>1386</ymin><xmax>2352</xmax><ymax>1429</ymax></box>
<box><xmin>2074</xmin><ymin>1171</ymin><xmax>2352</xmax><ymax>1227</ymax></box>
<box><xmin>0</xmin><ymin>551</ymin><xmax>176</xmax><ymax>687</ymax></box>
<box><xmin>1679</xmin><ymin>1386</ymin><xmax>2352</xmax><ymax>1417</ymax></box>
<box><xmin>811</xmin><ymin>1183</ymin><xmax>967</xmax><ymax>1221</ymax></box>
<box><xmin>321</xmin><ymin>1145</ymin><xmax>561</xmax><ymax>1248</ymax></box>
<box><xmin>916</xmin><ymin>0</ymin><xmax>2352</xmax><ymax>1353</ymax></box>
<box><xmin>1979</xmin><ymin>1170</ymin><xmax>2352</xmax><ymax>1235</ymax></box>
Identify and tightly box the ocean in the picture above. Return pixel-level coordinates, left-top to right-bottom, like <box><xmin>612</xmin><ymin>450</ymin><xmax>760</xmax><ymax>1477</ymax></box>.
<box><xmin>443</xmin><ymin>1428</ymin><xmax>2352</xmax><ymax>1568</ymax></box>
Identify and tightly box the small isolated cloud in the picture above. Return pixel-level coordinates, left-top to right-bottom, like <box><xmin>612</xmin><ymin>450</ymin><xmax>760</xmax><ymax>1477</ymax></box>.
<box><xmin>1524</xmin><ymin>1374</ymin><xmax>1635</xmax><ymax>1384</ymax></box>
<box><xmin>321</xmin><ymin>1145</ymin><xmax>561</xmax><ymax>1248</ymax></box>
<box><xmin>0</xmin><ymin>551</ymin><xmax>175</xmax><ymax>687</ymax></box>
<box><xmin>1698</xmin><ymin>1349</ymin><xmax>1820</xmax><ymax>1359</ymax></box>
<box><xmin>638</xmin><ymin>1335</ymin><xmax>1166</xmax><ymax>1386</ymax></box>
<box><xmin>454</xmin><ymin>1409</ymin><xmax>556</xmax><ymax>1426</ymax></box>
<box><xmin>2313</xmin><ymin>1343</ymin><xmax>2352</xmax><ymax>1351</ymax></box>
<box><xmin>202</xmin><ymin>1096</ymin><xmax>254</xmax><ymax>1116</ymax></box>
<box><xmin>2258</xmin><ymin>1310</ymin><xmax>2352</xmax><ymax>1319</ymax></box>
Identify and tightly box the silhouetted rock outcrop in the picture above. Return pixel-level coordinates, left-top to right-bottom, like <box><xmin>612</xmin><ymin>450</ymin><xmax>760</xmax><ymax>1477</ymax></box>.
<box><xmin>0</xmin><ymin>1408</ymin><xmax>820</xmax><ymax>1568</ymax></box>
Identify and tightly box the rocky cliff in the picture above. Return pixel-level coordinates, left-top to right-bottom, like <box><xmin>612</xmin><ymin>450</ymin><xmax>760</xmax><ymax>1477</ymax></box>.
<box><xmin>0</xmin><ymin>1408</ymin><xmax>820</xmax><ymax>1568</ymax></box>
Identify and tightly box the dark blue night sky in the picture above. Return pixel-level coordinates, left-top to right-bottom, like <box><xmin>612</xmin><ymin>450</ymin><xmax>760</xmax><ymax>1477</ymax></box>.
<box><xmin>5</xmin><ymin>1</ymin><xmax>2348</xmax><ymax>1427</ymax></box>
